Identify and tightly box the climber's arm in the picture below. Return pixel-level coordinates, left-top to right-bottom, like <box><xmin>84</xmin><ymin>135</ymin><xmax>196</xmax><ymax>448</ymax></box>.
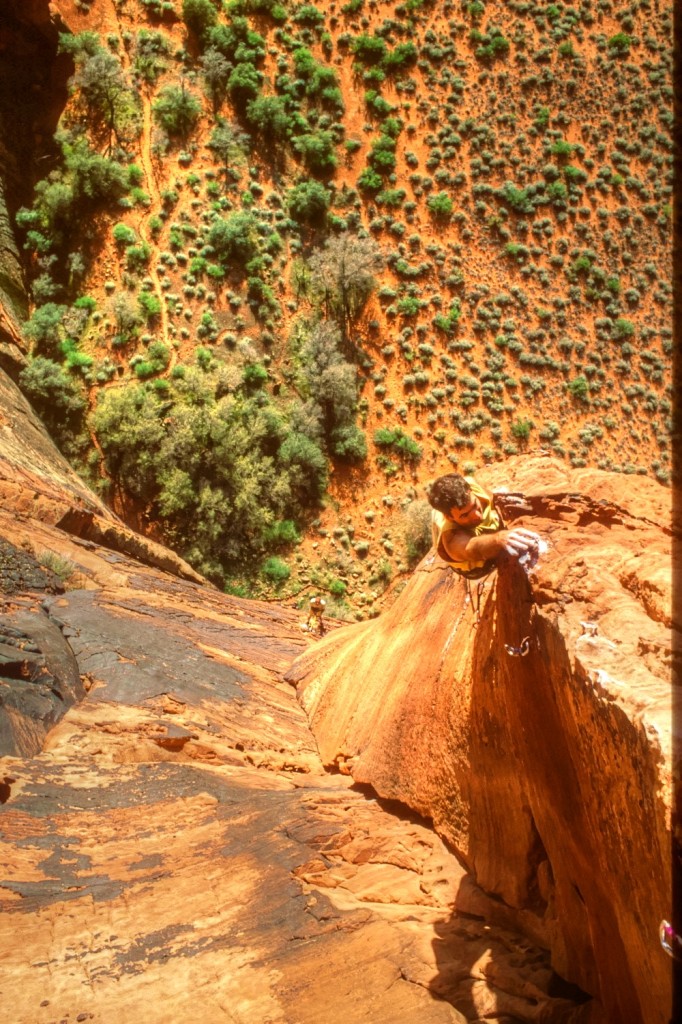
<box><xmin>440</xmin><ymin>526</ymin><xmax>540</xmax><ymax>564</ymax></box>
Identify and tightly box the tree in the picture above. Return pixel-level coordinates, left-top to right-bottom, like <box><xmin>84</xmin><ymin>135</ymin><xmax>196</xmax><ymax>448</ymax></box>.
<box><xmin>427</xmin><ymin>191</ymin><xmax>453</xmax><ymax>218</ymax></box>
<box><xmin>91</xmin><ymin>385</ymin><xmax>167</xmax><ymax>500</ymax></box>
<box><xmin>298</xmin><ymin>321</ymin><xmax>366</xmax><ymax>464</ymax></box>
<box><xmin>292</xmin><ymin>131</ymin><xmax>338</xmax><ymax>175</ymax></box>
<box><xmin>208</xmin><ymin>212</ymin><xmax>259</xmax><ymax>267</ymax></box>
<box><xmin>227</xmin><ymin>62</ymin><xmax>262</xmax><ymax>108</ymax></box>
<box><xmin>330</xmin><ymin>423</ymin><xmax>367</xmax><ymax>462</ymax></box>
<box><xmin>308</xmin><ymin>233</ymin><xmax>383</xmax><ymax>339</ymax></box>
<box><xmin>19</xmin><ymin>356</ymin><xmax>86</xmax><ymax>448</ymax></box>
<box><xmin>153</xmin><ymin>82</ymin><xmax>202</xmax><ymax>144</ymax></box>
<box><xmin>24</xmin><ymin>303</ymin><xmax>67</xmax><ymax>356</ymax></box>
<box><xmin>207</xmin><ymin>119</ymin><xmax>249</xmax><ymax>189</ymax></box>
<box><xmin>245</xmin><ymin>95</ymin><xmax>290</xmax><ymax>145</ymax></box>
<box><xmin>70</xmin><ymin>49</ymin><xmax>131</xmax><ymax>152</ymax></box>
<box><xmin>287</xmin><ymin>181</ymin><xmax>331</xmax><ymax>223</ymax></box>
<box><xmin>200</xmin><ymin>47</ymin><xmax>231</xmax><ymax>112</ymax></box>
<box><xmin>182</xmin><ymin>0</ymin><xmax>218</xmax><ymax>43</ymax></box>
<box><xmin>64</xmin><ymin>140</ymin><xmax>128</xmax><ymax>206</ymax></box>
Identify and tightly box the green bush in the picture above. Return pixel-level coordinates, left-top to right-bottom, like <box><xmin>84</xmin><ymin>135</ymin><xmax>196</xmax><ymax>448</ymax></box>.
<box><xmin>262</xmin><ymin>556</ymin><xmax>291</xmax><ymax>583</ymax></box>
<box><xmin>227</xmin><ymin>62</ymin><xmax>262</xmax><ymax>108</ymax></box>
<box><xmin>351</xmin><ymin>34</ymin><xmax>388</xmax><ymax>65</ymax></box>
<box><xmin>126</xmin><ymin>243</ymin><xmax>151</xmax><ymax>272</ymax></box>
<box><xmin>331</xmin><ymin>423</ymin><xmax>367</xmax><ymax>462</ymax></box>
<box><xmin>243</xmin><ymin>362</ymin><xmax>268</xmax><ymax>387</ymax></box>
<box><xmin>614</xmin><ymin>318</ymin><xmax>635</xmax><ymax>339</ymax></box>
<box><xmin>368</xmin><ymin>135</ymin><xmax>397</xmax><ymax>174</ymax></box>
<box><xmin>182</xmin><ymin>0</ymin><xmax>217</xmax><ymax>42</ymax></box>
<box><xmin>511</xmin><ymin>417</ymin><xmax>533</xmax><ymax>441</ymax></box>
<box><xmin>607</xmin><ymin>33</ymin><xmax>631</xmax><ymax>55</ymax></box>
<box><xmin>245</xmin><ymin>95</ymin><xmax>289</xmax><ymax>139</ymax></box>
<box><xmin>24</xmin><ymin>304</ymin><xmax>67</xmax><ymax>355</ymax></box>
<box><xmin>113</xmin><ymin>222</ymin><xmax>137</xmax><ymax>247</ymax></box>
<box><xmin>138</xmin><ymin>291</ymin><xmax>162</xmax><ymax>321</ymax></box>
<box><xmin>357</xmin><ymin>168</ymin><xmax>383</xmax><ymax>192</ymax></box>
<box><xmin>567</xmin><ymin>376</ymin><xmax>589</xmax><ymax>401</ymax></box>
<box><xmin>287</xmin><ymin>181</ymin><xmax>331</xmax><ymax>223</ymax></box>
<box><xmin>427</xmin><ymin>192</ymin><xmax>453</xmax><ymax>218</ymax></box>
<box><xmin>293</xmin><ymin>4</ymin><xmax>325</xmax><ymax>25</ymax></box>
<box><xmin>19</xmin><ymin>356</ymin><xmax>86</xmax><ymax>447</ymax></box>
<box><xmin>208</xmin><ymin>212</ymin><xmax>259</xmax><ymax>266</ymax></box>
<box><xmin>374</xmin><ymin>426</ymin><xmax>421</xmax><ymax>462</ymax></box>
<box><xmin>397</xmin><ymin>296</ymin><xmax>421</xmax><ymax>316</ymax></box>
<box><xmin>433</xmin><ymin>302</ymin><xmax>460</xmax><ymax>334</ymax></box>
<box><xmin>153</xmin><ymin>84</ymin><xmax>201</xmax><ymax>143</ymax></box>
<box><xmin>263</xmin><ymin>520</ymin><xmax>301</xmax><ymax>547</ymax></box>
<box><xmin>292</xmin><ymin>131</ymin><xmax>338</xmax><ymax>174</ymax></box>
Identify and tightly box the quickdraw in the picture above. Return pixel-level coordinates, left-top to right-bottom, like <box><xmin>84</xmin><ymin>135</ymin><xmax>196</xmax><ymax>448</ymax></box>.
<box><xmin>660</xmin><ymin>921</ymin><xmax>682</xmax><ymax>962</ymax></box>
<box><xmin>464</xmin><ymin>577</ymin><xmax>489</xmax><ymax>628</ymax></box>
<box><xmin>504</xmin><ymin>635</ymin><xmax>531</xmax><ymax>657</ymax></box>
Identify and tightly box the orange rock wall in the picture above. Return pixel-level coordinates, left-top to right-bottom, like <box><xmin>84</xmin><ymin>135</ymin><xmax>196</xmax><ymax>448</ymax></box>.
<box><xmin>287</xmin><ymin>458</ymin><xmax>675</xmax><ymax>1024</ymax></box>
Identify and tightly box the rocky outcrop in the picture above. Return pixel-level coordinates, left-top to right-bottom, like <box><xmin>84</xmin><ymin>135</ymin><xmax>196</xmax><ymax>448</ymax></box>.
<box><xmin>2</xmin><ymin>366</ymin><xmax>604</xmax><ymax>1023</ymax></box>
<box><xmin>287</xmin><ymin>456</ymin><xmax>676</xmax><ymax>1024</ymax></box>
<box><xmin>0</xmin><ymin>0</ymin><xmax>72</xmax><ymax>374</ymax></box>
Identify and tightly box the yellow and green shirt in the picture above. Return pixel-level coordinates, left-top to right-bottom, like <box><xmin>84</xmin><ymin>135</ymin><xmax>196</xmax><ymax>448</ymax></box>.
<box><xmin>431</xmin><ymin>477</ymin><xmax>503</xmax><ymax>579</ymax></box>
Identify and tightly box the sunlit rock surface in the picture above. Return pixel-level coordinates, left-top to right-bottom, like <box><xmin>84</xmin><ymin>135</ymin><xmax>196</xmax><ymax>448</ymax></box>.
<box><xmin>288</xmin><ymin>455</ymin><xmax>677</xmax><ymax>1024</ymax></box>
<box><xmin>1</xmin><ymin>368</ymin><xmax>602</xmax><ymax>1023</ymax></box>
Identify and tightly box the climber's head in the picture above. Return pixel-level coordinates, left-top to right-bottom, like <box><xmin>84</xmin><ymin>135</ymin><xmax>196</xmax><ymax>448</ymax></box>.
<box><xmin>427</xmin><ymin>474</ymin><xmax>483</xmax><ymax>527</ymax></box>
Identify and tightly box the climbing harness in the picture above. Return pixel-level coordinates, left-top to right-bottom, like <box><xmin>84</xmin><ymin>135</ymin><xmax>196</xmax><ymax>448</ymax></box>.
<box><xmin>504</xmin><ymin>636</ymin><xmax>531</xmax><ymax>657</ymax></box>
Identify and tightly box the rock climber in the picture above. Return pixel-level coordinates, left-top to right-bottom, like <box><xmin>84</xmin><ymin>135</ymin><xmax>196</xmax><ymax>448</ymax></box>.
<box><xmin>302</xmin><ymin>595</ymin><xmax>326</xmax><ymax>637</ymax></box>
<box><xmin>427</xmin><ymin>473</ymin><xmax>540</xmax><ymax>580</ymax></box>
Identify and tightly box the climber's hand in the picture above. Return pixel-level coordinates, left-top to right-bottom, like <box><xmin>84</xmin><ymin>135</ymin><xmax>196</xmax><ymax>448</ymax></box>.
<box><xmin>502</xmin><ymin>528</ymin><xmax>541</xmax><ymax>558</ymax></box>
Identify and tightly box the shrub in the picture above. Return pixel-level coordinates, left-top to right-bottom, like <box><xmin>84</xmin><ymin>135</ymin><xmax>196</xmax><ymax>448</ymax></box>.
<box><xmin>374</xmin><ymin>426</ymin><xmax>421</xmax><ymax>462</ymax></box>
<box><xmin>113</xmin><ymin>222</ymin><xmax>137</xmax><ymax>247</ymax></box>
<box><xmin>293</xmin><ymin>4</ymin><xmax>325</xmax><ymax>25</ymax></box>
<box><xmin>607</xmin><ymin>33</ymin><xmax>632</xmax><ymax>55</ymax></box>
<box><xmin>368</xmin><ymin>135</ymin><xmax>397</xmax><ymax>174</ymax></box>
<box><xmin>138</xmin><ymin>291</ymin><xmax>162</xmax><ymax>321</ymax></box>
<box><xmin>511</xmin><ymin>417</ymin><xmax>533</xmax><ymax>441</ymax></box>
<box><xmin>397</xmin><ymin>296</ymin><xmax>421</xmax><ymax>316</ymax></box>
<box><xmin>227</xmin><ymin>62</ymin><xmax>262</xmax><ymax>108</ymax></box>
<box><xmin>126</xmin><ymin>243</ymin><xmax>151</xmax><ymax>272</ymax></box>
<box><xmin>245</xmin><ymin>94</ymin><xmax>289</xmax><ymax>140</ymax></box>
<box><xmin>19</xmin><ymin>356</ymin><xmax>86</xmax><ymax>435</ymax></box>
<box><xmin>401</xmin><ymin>499</ymin><xmax>432</xmax><ymax>565</ymax></box>
<box><xmin>208</xmin><ymin>212</ymin><xmax>258</xmax><ymax>266</ymax></box>
<box><xmin>567</xmin><ymin>376</ymin><xmax>589</xmax><ymax>401</ymax></box>
<box><xmin>351</xmin><ymin>34</ymin><xmax>388</xmax><ymax>64</ymax></box>
<box><xmin>427</xmin><ymin>191</ymin><xmax>453</xmax><ymax>218</ymax></box>
<box><xmin>287</xmin><ymin>181</ymin><xmax>331</xmax><ymax>223</ymax></box>
<box><xmin>292</xmin><ymin>131</ymin><xmax>338</xmax><ymax>174</ymax></box>
<box><xmin>182</xmin><ymin>0</ymin><xmax>217</xmax><ymax>42</ymax></box>
<box><xmin>243</xmin><ymin>362</ymin><xmax>268</xmax><ymax>387</ymax></box>
<box><xmin>261</xmin><ymin>556</ymin><xmax>291</xmax><ymax>583</ymax></box>
<box><xmin>331</xmin><ymin>423</ymin><xmax>368</xmax><ymax>462</ymax></box>
<box><xmin>263</xmin><ymin>520</ymin><xmax>301</xmax><ymax>547</ymax></box>
<box><xmin>614</xmin><ymin>318</ymin><xmax>635</xmax><ymax>339</ymax></box>
<box><xmin>153</xmin><ymin>83</ymin><xmax>202</xmax><ymax>143</ymax></box>
<box><xmin>24</xmin><ymin>304</ymin><xmax>67</xmax><ymax>355</ymax></box>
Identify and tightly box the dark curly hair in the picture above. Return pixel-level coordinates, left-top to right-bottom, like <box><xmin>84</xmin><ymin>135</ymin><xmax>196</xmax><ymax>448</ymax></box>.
<box><xmin>426</xmin><ymin>474</ymin><xmax>472</xmax><ymax>514</ymax></box>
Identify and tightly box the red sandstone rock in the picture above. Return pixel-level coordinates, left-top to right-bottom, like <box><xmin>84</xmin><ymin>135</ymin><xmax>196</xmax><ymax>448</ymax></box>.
<box><xmin>1</xmin><ymin>371</ymin><xmax>593</xmax><ymax>1023</ymax></box>
<box><xmin>287</xmin><ymin>455</ymin><xmax>675</xmax><ymax>1024</ymax></box>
